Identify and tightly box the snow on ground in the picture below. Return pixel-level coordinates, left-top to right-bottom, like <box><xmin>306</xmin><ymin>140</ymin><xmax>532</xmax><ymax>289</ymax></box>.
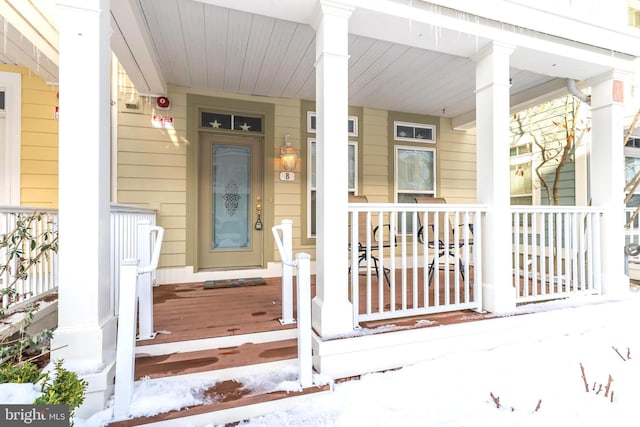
<box><xmin>5</xmin><ymin>293</ymin><xmax>640</xmax><ymax>427</ymax></box>
<box><xmin>231</xmin><ymin>294</ymin><xmax>640</xmax><ymax>427</ymax></box>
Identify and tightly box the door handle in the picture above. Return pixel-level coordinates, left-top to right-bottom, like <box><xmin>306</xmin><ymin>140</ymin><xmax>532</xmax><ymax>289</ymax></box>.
<box><xmin>255</xmin><ymin>197</ymin><xmax>263</xmax><ymax>230</ymax></box>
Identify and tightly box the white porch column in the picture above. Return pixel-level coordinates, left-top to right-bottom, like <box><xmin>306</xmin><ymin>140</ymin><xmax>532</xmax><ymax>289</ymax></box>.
<box><xmin>52</xmin><ymin>0</ymin><xmax>115</xmax><ymax>416</ymax></box>
<box><xmin>474</xmin><ymin>42</ymin><xmax>516</xmax><ymax>312</ymax></box>
<box><xmin>590</xmin><ymin>71</ymin><xmax>630</xmax><ymax>296</ymax></box>
<box><xmin>311</xmin><ymin>1</ymin><xmax>354</xmax><ymax>337</ymax></box>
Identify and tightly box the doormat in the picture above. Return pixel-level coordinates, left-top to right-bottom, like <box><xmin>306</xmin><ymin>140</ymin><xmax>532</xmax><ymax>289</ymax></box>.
<box><xmin>204</xmin><ymin>277</ymin><xmax>266</xmax><ymax>289</ymax></box>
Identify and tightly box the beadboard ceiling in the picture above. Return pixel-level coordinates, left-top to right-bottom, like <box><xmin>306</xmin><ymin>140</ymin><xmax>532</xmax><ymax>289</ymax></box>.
<box><xmin>133</xmin><ymin>0</ymin><xmax>555</xmax><ymax>119</ymax></box>
<box><xmin>2</xmin><ymin>0</ymin><xmax>625</xmax><ymax>124</ymax></box>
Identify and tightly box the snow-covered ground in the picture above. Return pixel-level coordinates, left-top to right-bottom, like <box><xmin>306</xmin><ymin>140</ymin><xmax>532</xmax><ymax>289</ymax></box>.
<box><xmin>4</xmin><ymin>293</ymin><xmax>640</xmax><ymax>426</ymax></box>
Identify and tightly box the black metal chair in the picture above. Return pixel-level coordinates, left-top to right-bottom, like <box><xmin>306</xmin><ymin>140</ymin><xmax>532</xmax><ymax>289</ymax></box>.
<box><xmin>415</xmin><ymin>197</ymin><xmax>469</xmax><ymax>285</ymax></box>
<box><xmin>348</xmin><ymin>195</ymin><xmax>395</xmax><ymax>285</ymax></box>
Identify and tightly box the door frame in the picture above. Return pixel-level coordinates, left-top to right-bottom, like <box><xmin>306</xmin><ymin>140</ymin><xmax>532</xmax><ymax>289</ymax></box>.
<box><xmin>198</xmin><ymin>133</ymin><xmax>264</xmax><ymax>268</ymax></box>
<box><xmin>186</xmin><ymin>94</ymin><xmax>275</xmax><ymax>272</ymax></box>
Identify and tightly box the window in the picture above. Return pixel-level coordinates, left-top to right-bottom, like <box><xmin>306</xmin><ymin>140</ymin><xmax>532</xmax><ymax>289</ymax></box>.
<box><xmin>394</xmin><ymin>121</ymin><xmax>435</xmax><ymax>143</ymax></box>
<box><xmin>200</xmin><ymin>111</ymin><xmax>263</xmax><ymax>133</ymax></box>
<box><xmin>307</xmin><ymin>139</ymin><xmax>357</xmax><ymax>237</ymax></box>
<box><xmin>625</xmin><ymin>127</ymin><xmax>640</xmax><ymax>207</ymax></box>
<box><xmin>510</xmin><ymin>136</ymin><xmax>535</xmax><ymax>205</ymax></box>
<box><xmin>395</xmin><ymin>146</ymin><xmax>435</xmax><ymax>203</ymax></box>
<box><xmin>307</xmin><ymin>111</ymin><xmax>358</xmax><ymax>137</ymax></box>
<box><xmin>395</xmin><ymin>146</ymin><xmax>435</xmax><ymax>233</ymax></box>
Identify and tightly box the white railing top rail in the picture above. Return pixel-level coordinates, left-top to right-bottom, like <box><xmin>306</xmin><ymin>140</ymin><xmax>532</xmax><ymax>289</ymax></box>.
<box><xmin>109</xmin><ymin>203</ymin><xmax>157</xmax><ymax>214</ymax></box>
<box><xmin>0</xmin><ymin>206</ymin><xmax>58</xmax><ymax>214</ymax></box>
<box><xmin>349</xmin><ymin>202</ymin><xmax>488</xmax><ymax>212</ymax></box>
<box><xmin>511</xmin><ymin>205</ymin><xmax>604</xmax><ymax>213</ymax></box>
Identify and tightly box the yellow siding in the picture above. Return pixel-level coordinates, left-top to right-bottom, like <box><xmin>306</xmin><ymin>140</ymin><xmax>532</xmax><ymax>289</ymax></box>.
<box><xmin>438</xmin><ymin>117</ymin><xmax>477</xmax><ymax>203</ymax></box>
<box><xmin>116</xmin><ymin>83</ymin><xmax>478</xmax><ymax>269</ymax></box>
<box><xmin>0</xmin><ymin>65</ymin><xmax>59</xmax><ymax>207</ymax></box>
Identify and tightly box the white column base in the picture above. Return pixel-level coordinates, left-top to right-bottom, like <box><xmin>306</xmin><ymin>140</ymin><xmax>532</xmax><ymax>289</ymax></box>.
<box><xmin>74</xmin><ymin>360</ymin><xmax>116</xmax><ymax>419</ymax></box>
<box><xmin>312</xmin><ymin>296</ymin><xmax>353</xmax><ymax>338</ymax></box>
<box><xmin>482</xmin><ymin>282</ymin><xmax>516</xmax><ymax>313</ymax></box>
<box><xmin>51</xmin><ymin>316</ymin><xmax>117</xmax><ymax>362</ymax></box>
<box><xmin>601</xmin><ymin>272</ymin><xmax>630</xmax><ymax>298</ymax></box>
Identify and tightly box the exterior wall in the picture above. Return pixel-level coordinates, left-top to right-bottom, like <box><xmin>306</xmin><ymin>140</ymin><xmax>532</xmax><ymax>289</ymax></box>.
<box><xmin>0</xmin><ymin>65</ymin><xmax>58</xmax><ymax>207</ymax></box>
<box><xmin>438</xmin><ymin>117</ymin><xmax>477</xmax><ymax>203</ymax></box>
<box><xmin>117</xmin><ymin>85</ymin><xmax>478</xmax><ymax>270</ymax></box>
<box><xmin>361</xmin><ymin>108</ymin><xmax>391</xmax><ymax>202</ymax></box>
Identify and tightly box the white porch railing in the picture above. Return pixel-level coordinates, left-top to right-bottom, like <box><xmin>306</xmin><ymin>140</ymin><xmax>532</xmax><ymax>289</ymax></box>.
<box><xmin>272</xmin><ymin>219</ymin><xmax>313</xmax><ymax>388</ymax></box>
<box><xmin>0</xmin><ymin>206</ymin><xmax>59</xmax><ymax>313</ymax></box>
<box><xmin>348</xmin><ymin>203</ymin><xmax>485</xmax><ymax>326</ymax></box>
<box><xmin>113</xmin><ymin>221</ymin><xmax>164</xmax><ymax>420</ymax></box>
<box><xmin>511</xmin><ymin>206</ymin><xmax>603</xmax><ymax>303</ymax></box>
<box><xmin>110</xmin><ymin>203</ymin><xmax>157</xmax><ymax>316</ymax></box>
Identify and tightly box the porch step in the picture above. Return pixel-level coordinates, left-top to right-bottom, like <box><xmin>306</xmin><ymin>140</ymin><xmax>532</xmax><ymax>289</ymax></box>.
<box><xmin>106</xmin><ymin>381</ymin><xmax>331</xmax><ymax>427</ymax></box>
<box><xmin>134</xmin><ymin>338</ymin><xmax>298</xmax><ymax>380</ymax></box>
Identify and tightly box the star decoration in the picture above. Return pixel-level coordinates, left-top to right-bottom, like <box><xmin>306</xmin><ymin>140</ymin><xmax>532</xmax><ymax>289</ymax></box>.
<box><xmin>239</xmin><ymin>122</ymin><xmax>251</xmax><ymax>131</ymax></box>
<box><xmin>209</xmin><ymin>120</ymin><xmax>221</xmax><ymax>128</ymax></box>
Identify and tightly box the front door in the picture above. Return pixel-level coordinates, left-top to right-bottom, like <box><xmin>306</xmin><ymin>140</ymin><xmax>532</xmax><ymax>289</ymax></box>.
<box><xmin>198</xmin><ymin>133</ymin><xmax>264</xmax><ymax>268</ymax></box>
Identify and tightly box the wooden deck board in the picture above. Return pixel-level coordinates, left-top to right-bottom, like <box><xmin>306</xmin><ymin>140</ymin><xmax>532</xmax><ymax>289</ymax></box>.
<box><xmin>135</xmin><ymin>339</ymin><xmax>298</xmax><ymax>380</ymax></box>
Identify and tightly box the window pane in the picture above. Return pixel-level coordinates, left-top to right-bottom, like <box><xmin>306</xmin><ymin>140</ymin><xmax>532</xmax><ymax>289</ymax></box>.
<box><xmin>310</xmin><ymin>190</ymin><xmax>317</xmax><ymax>236</ymax></box>
<box><xmin>202</xmin><ymin>112</ymin><xmax>231</xmax><ymax>129</ymax></box>
<box><xmin>397</xmin><ymin>148</ymin><xmax>434</xmax><ymax>192</ymax></box>
<box><xmin>310</xmin><ymin>140</ymin><xmax>316</xmax><ymax>188</ymax></box>
<box><xmin>414</xmin><ymin>127</ymin><xmax>432</xmax><ymax>140</ymax></box>
<box><xmin>233</xmin><ymin>115</ymin><xmax>262</xmax><ymax>132</ymax></box>
<box><xmin>396</xmin><ymin>125</ymin><xmax>413</xmax><ymax>139</ymax></box>
<box><xmin>510</xmin><ymin>163</ymin><xmax>532</xmax><ymax>195</ymax></box>
<box><xmin>626</xmin><ymin>157</ymin><xmax>640</xmax><ymax>185</ymax></box>
<box><xmin>348</xmin><ymin>144</ymin><xmax>355</xmax><ymax>190</ymax></box>
<box><xmin>0</xmin><ymin>91</ymin><xmax>5</xmax><ymax>110</ymax></box>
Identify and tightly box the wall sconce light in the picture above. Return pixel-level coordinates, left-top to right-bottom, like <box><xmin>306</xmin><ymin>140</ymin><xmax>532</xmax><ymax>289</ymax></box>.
<box><xmin>279</xmin><ymin>135</ymin><xmax>297</xmax><ymax>181</ymax></box>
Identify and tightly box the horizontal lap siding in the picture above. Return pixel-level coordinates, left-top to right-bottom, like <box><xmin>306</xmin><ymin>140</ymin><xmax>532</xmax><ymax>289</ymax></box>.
<box><xmin>274</xmin><ymin>101</ymin><xmax>307</xmax><ymax>260</ymax></box>
<box><xmin>0</xmin><ymin>64</ymin><xmax>59</xmax><ymax>207</ymax></box>
<box><xmin>117</xmin><ymin>88</ymin><xmax>188</xmax><ymax>268</ymax></box>
<box><xmin>117</xmin><ymin>84</ymin><xmax>306</xmax><ymax>267</ymax></box>
<box><xmin>362</xmin><ymin>108</ymin><xmax>390</xmax><ymax>201</ymax></box>
<box><xmin>438</xmin><ymin>117</ymin><xmax>477</xmax><ymax>203</ymax></box>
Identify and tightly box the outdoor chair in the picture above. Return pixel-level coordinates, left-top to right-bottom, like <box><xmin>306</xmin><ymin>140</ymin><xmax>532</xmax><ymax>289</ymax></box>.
<box><xmin>415</xmin><ymin>197</ymin><xmax>470</xmax><ymax>285</ymax></box>
<box><xmin>348</xmin><ymin>195</ymin><xmax>395</xmax><ymax>285</ymax></box>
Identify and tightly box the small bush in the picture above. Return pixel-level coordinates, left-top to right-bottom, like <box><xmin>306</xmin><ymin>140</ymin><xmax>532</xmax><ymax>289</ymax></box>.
<box><xmin>35</xmin><ymin>360</ymin><xmax>88</xmax><ymax>425</ymax></box>
<box><xmin>0</xmin><ymin>361</ymin><xmax>45</xmax><ymax>384</ymax></box>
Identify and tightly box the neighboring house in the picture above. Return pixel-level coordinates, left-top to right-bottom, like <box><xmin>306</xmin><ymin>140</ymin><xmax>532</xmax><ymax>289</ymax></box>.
<box><xmin>509</xmin><ymin>94</ymin><xmax>591</xmax><ymax>206</ymax></box>
<box><xmin>1</xmin><ymin>0</ymin><xmax>640</xmax><ymax>420</ymax></box>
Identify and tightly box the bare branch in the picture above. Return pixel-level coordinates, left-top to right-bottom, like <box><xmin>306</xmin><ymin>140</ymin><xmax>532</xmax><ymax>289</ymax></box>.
<box><xmin>490</xmin><ymin>392</ymin><xmax>501</xmax><ymax>408</ymax></box>
<box><xmin>580</xmin><ymin>363</ymin><xmax>590</xmax><ymax>392</ymax></box>
<box><xmin>604</xmin><ymin>375</ymin><xmax>614</xmax><ymax>398</ymax></box>
<box><xmin>612</xmin><ymin>346</ymin><xmax>627</xmax><ymax>361</ymax></box>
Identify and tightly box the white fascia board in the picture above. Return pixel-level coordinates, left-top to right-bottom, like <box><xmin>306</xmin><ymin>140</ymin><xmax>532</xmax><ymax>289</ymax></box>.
<box><xmin>418</xmin><ymin>0</ymin><xmax>640</xmax><ymax>57</ymax></box>
<box><xmin>110</xmin><ymin>0</ymin><xmax>166</xmax><ymax>95</ymax></box>
<box><xmin>0</xmin><ymin>0</ymin><xmax>58</xmax><ymax>66</ymax></box>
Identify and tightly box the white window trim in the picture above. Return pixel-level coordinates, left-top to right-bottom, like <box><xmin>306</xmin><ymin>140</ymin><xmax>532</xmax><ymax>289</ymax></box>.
<box><xmin>510</xmin><ymin>134</ymin><xmax>541</xmax><ymax>206</ymax></box>
<box><xmin>0</xmin><ymin>71</ymin><xmax>21</xmax><ymax>205</ymax></box>
<box><xmin>307</xmin><ymin>137</ymin><xmax>358</xmax><ymax>238</ymax></box>
<box><xmin>307</xmin><ymin>111</ymin><xmax>358</xmax><ymax>137</ymax></box>
<box><xmin>394</xmin><ymin>120</ymin><xmax>436</xmax><ymax>143</ymax></box>
<box><xmin>394</xmin><ymin>145</ymin><xmax>436</xmax><ymax>202</ymax></box>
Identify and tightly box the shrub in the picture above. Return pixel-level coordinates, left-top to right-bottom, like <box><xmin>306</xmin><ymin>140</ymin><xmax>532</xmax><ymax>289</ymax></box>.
<box><xmin>35</xmin><ymin>360</ymin><xmax>88</xmax><ymax>425</ymax></box>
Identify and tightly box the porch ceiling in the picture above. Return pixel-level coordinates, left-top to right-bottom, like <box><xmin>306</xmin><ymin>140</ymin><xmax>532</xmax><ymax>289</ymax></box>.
<box><xmin>1</xmin><ymin>0</ymin><xmax>634</xmax><ymax>122</ymax></box>
<box><xmin>116</xmin><ymin>0</ymin><xmax>564</xmax><ymax>121</ymax></box>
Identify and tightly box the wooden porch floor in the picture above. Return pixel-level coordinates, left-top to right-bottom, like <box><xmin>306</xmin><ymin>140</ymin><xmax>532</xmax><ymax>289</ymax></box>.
<box><xmin>141</xmin><ymin>267</ymin><xmax>485</xmax><ymax>348</ymax></box>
